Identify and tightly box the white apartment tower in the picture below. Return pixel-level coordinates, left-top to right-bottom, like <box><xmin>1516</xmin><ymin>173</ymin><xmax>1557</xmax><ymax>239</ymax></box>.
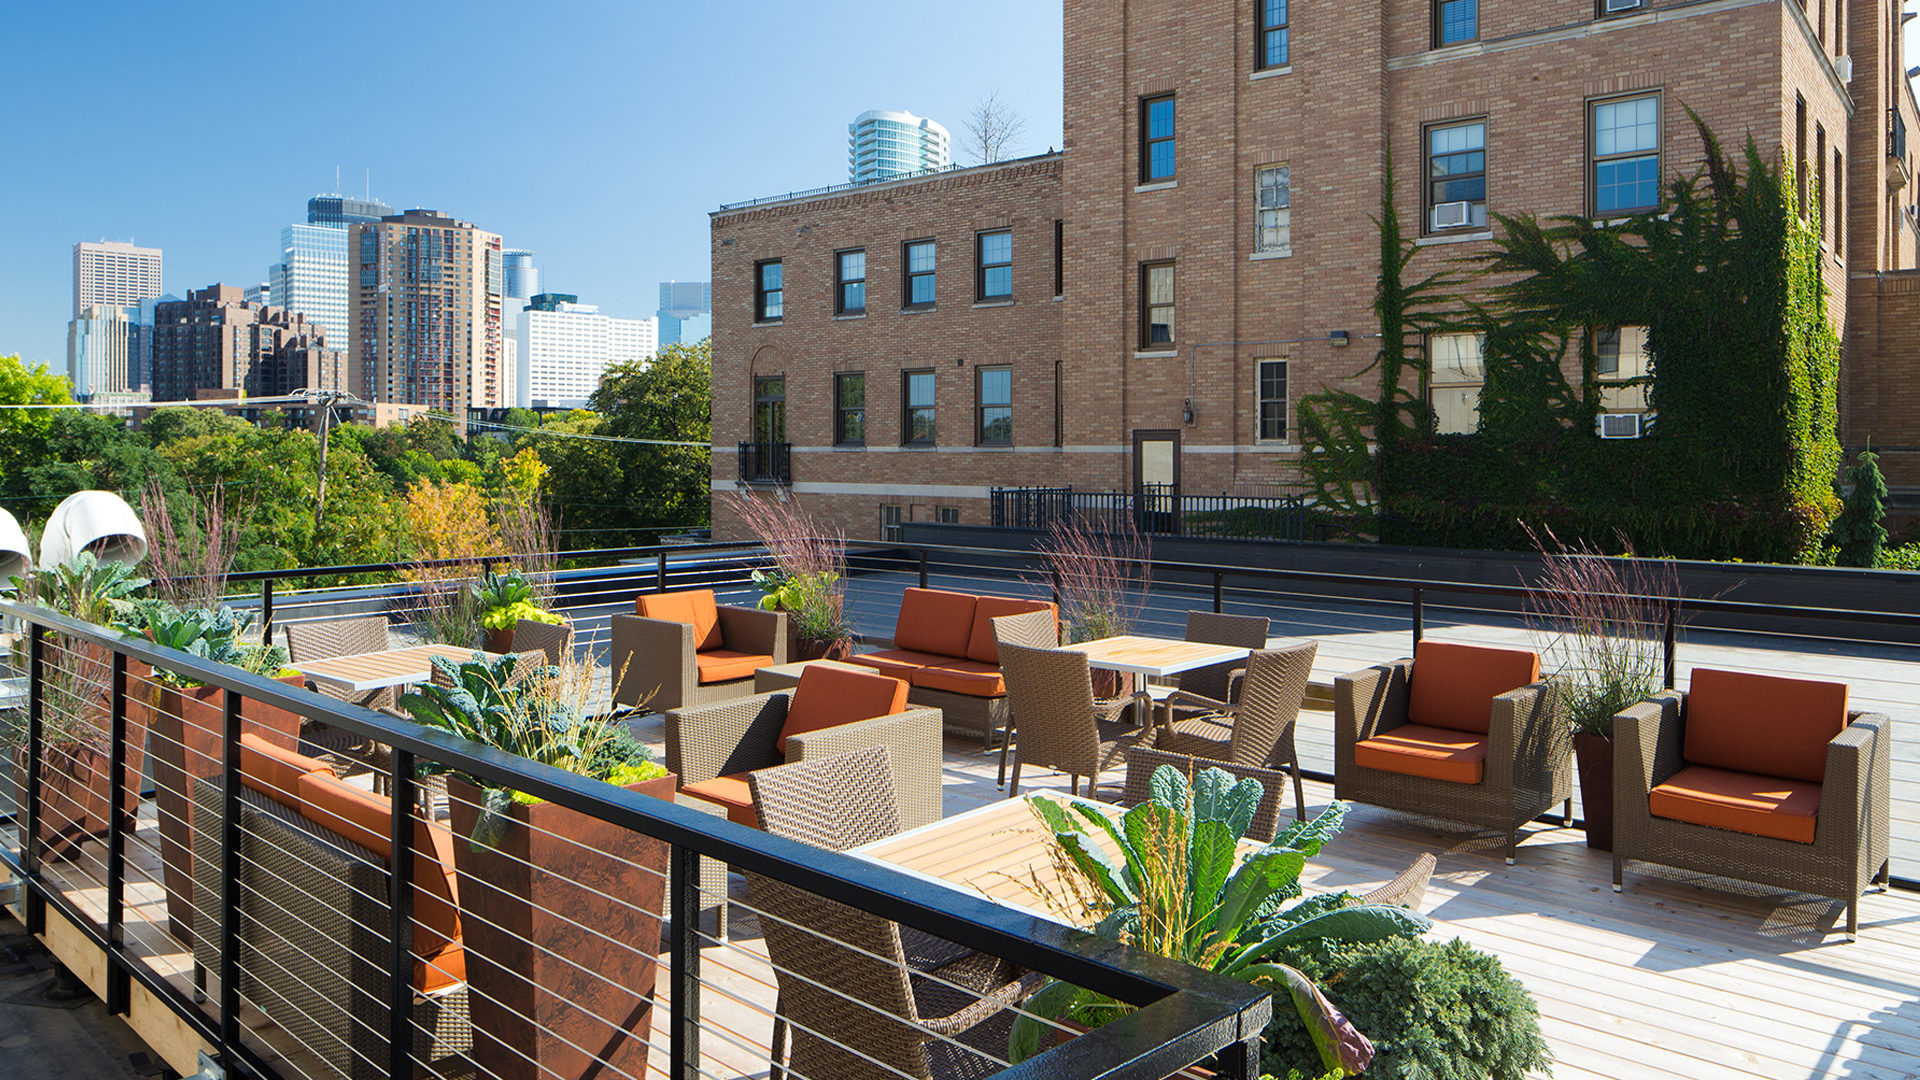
<box><xmin>72</xmin><ymin>241</ymin><xmax>162</xmax><ymax>316</ymax></box>
<box><xmin>517</xmin><ymin>295</ymin><xmax>657</xmax><ymax>409</ymax></box>
<box><xmin>848</xmin><ymin>110</ymin><xmax>951</xmax><ymax>183</ymax></box>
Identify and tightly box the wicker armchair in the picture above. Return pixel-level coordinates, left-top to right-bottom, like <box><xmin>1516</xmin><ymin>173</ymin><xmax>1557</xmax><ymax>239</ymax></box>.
<box><xmin>996</xmin><ymin>641</ymin><xmax>1152</xmax><ymax>799</ymax></box>
<box><xmin>745</xmin><ymin>746</ymin><xmax>1042</xmax><ymax>1080</ymax></box>
<box><xmin>668</xmin><ymin>664</ymin><xmax>944</xmax><ymax>830</ymax></box>
<box><xmin>191</xmin><ymin>782</ymin><xmax>469</xmax><ymax>1080</ymax></box>
<box><xmin>1153</xmin><ymin>642</ymin><xmax>1318</xmax><ymax>822</ymax></box>
<box><xmin>610</xmin><ymin>589</ymin><xmax>786</xmax><ymax>712</ymax></box>
<box><xmin>509</xmin><ymin>617</ymin><xmax>573</xmax><ymax>665</ymax></box>
<box><xmin>1333</xmin><ymin>641</ymin><xmax>1569</xmax><ymax>864</ymax></box>
<box><xmin>1613</xmin><ymin>672</ymin><xmax>1891</xmax><ymax>940</ymax></box>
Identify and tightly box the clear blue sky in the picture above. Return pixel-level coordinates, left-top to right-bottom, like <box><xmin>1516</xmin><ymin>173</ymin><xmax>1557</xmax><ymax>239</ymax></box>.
<box><xmin>0</xmin><ymin>1</ymin><xmax>1065</xmax><ymax>370</ymax></box>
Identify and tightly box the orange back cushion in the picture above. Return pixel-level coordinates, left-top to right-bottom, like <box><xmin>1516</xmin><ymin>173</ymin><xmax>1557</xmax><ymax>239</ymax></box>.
<box><xmin>965</xmin><ymin>597</ymin><xmax>1059</xmax><ymax>664</ymax></box>
<box><xmin>238</xmin><ymin>732</ymin><xmax>333</xmax><ymax>810</ymax></box>
<box><xmin>893</xmin><ymin>587</ymin><xmax>978</xmax><ymax>658</ymax></box>
<box><xmin>296</xmin><ymin>771</ymin><xmax>462</xmax><ymax>954</ymax></box>
<box><xmin>1684</xmin><ymin>668</ymin><xmax>1848</xmax><ymax>783</ymax></box>
<box><xmin>777</xmin><ymin>664</ymin><xmax>910</xmax><ymax>753</ymax></box>
<box><xmin>1407</xmin><ymin>640</ymin><xmax>1542</xmax><ymax>734</ymax></box>
<box><xmin>639</xmin><ymin>589</ymin><xmax>723</xmax><ymax>652</ymax></box>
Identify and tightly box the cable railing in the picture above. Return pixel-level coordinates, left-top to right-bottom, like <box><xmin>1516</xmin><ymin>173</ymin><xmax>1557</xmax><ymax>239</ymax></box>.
<box><xmin>0</xmin><ymin>598</ymin><xmax>1270</xmax><ymax>1080</ymax></box>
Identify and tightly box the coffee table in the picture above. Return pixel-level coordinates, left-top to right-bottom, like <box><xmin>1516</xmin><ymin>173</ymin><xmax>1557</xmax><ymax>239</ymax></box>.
<box><xmin>752</xmin><ymin>657</ymin><xmax>884</xmax><ymax>694</ymax></box>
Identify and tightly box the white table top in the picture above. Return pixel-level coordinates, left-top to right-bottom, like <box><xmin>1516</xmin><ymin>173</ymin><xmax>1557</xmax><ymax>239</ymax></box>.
<box><xmin>291</xmin><ymin>643</ymin><xmax>504</xmax><ymax>694</ymax></box>
<box><xmin>1059</xmin><ymin>635</ymin><xmax>1252</xmax><ymax>678</ymax></box>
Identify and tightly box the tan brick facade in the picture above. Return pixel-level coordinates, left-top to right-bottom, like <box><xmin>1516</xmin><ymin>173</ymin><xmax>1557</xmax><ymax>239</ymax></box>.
<box><xmin>713</xmin><ymin>0</ymin><xmax>1920</xmax><ymax>538</ymax></box>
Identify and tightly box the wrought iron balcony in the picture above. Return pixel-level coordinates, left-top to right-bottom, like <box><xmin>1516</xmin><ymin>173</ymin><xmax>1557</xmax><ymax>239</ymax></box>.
<box><xmin>737</xmin><ymin>440</ymin><xmax>791</xmax><ymax>484</ymax></box>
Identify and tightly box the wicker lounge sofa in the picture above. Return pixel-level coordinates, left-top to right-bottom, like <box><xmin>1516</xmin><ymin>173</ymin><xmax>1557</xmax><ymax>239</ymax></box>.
<box><xmin>191</xmin><ymin>734</ymin><xmax>469</xmax><ymax>1080</ymax></box>
<box><xmin>848</xmin><ymin>587</ymin><xmax>1057</xmax><ymax>748</ymax></box>
<box><xmin>1334</xmin><ymin>639</ymin><xmax>1570</xmax><ymax>864</ymax></box>
<box><xmin>610</xmin><ymin>588</ymin><xmax>787</xmax><ymax>712</ymax></box>
<box><xmin>1613</xmin><ymin>668</ymin><xmax>1891</xmax><ymax>940</ymax></box>
<box><xmin>668</xmin><ymin>662</ymin><xmax>946</xmax><ymax>830</ymax></box>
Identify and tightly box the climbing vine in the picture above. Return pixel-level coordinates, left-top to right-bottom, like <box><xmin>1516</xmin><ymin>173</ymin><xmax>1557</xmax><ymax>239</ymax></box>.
<box><xmin>1301</xmin><ymin>112</ymin><xmax>1842</xmax><ymax>562</ymax></box>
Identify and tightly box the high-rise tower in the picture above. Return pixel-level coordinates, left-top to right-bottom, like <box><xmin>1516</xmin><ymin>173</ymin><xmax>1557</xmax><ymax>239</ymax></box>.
<box><xmin>72</xmin><ymin>241</ymin><xmax>162</xmax><ymax>316</ymax></box>
<box><xmin>848</xmin><ymin>110</ymin><xmax>951</xmax><ymax>183</ymax></box>
<box><xmin>351</xmin><ymin>210</ymin><xmax>505</xmax><ymax>414</ymax></box>
<box><xmin>270</xmin><ymin>194</ymin><xmax>395</xmax><ymax>362</ymax></box>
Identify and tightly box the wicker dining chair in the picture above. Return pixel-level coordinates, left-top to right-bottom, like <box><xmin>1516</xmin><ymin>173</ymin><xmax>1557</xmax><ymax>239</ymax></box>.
<box><xmin>745</xmin><ymin>747</ymin><xmax>1041</xmax><ymax>1080</ymax></box>
<box><xmin>990</xmin><ymin>609</ymin><xmax>1064</xmax><ymax>788</ymax></box>
<box><xmin>509</xmin><ymin>617</ymin><xmax>574</xmax><ymax>666</ymax></box>
<box><xmin>1120</xmin><ymin>747</ymin><xmax>1296</xmax><ymax>841</ymax></box>
<box><xmin>1159</xmin><ymin>611</ymin><xmax>1272</xmax><ymax>714</ymax></box>
<box><xmin>996</xmin><ymin>641</ymin><xmax>1153</xmax><ymax>799</ymax></box>
<box><xmin>284</xmin><ymin>616</ymin><xmax>397</xmax><ymax>781</ymax></box>
<box><xmin>1152</xmin><ymin>642</ymin><xmax>1318</xmax><ymax>822</ymax></box>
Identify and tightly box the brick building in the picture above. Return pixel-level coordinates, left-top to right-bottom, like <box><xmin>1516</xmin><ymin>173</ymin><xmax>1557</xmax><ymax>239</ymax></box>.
<box><xmin>351</xmin><ymin>209</ymin><xmax>507</xmax><ymax>417</ymax></box>
<box><xmin>148</xmin><ymin>285</ymin><xmax>347</xmax><ymax>404</ymax></box>
<box><xmin>713</xmin><ymin>0</ymin><xmax>1920</xmax><ymax>538</ymax></box>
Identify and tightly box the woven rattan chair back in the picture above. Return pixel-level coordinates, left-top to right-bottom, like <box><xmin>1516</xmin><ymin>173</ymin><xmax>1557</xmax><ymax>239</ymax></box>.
<box><xmin>748</xmin><ymin>746</ymin><xmax>902</xmax><ymax>852</ymax></box>
<box><xmin>990</xmin><ymin>608</ymin><xmax>1059</xmax><ymax>650</ymax></box>
<box><xmin>510</xmin><ymin>618</ymin><xmax>573</xmax><ymax>666</ymax></box>
<box><xmin>1226</xmin><ymin>642</ymin><xmax>1318</xmax><ymax>768</ymax></box>
<box><xmin>1178</xmin><ymin>611</ymin><xmax>1271</xmax><ymax>700</ymax></box>
<box><xmin>284</xmin><ymin>615</ymin><xmax>389</xmax><ymax>664</ymax></box>
<box><xmin>996</xmin><ymin>641</ymin><xmax>1102</xmax><ymax>779</ymax></box>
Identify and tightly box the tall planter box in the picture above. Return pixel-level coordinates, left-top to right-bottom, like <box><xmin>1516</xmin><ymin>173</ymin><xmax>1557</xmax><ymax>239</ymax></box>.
<box><xmin>10</xmin><ymin>642</ymin><xmax>147</xmax><ymax>860</ymax></box>
<box><xmin>149</xmin><ymin>673</ymin><xmax>306</xmax><ymax>940</ymax></box>
<box><xmin>449</xmin><ymin>773</ymin><xmax>675</xmax><ymax>1080</ymax></box>
<box><xmin>1573</xmin><ymin>733</ymin><xmax>1614</xmax><ymax>852</ymax></box>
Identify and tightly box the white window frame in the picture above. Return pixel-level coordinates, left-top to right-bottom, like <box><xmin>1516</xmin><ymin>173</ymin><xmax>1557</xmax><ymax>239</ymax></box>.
<box><xmin>1428</xmin><ymin>332</ymin><xmax>1486</xmax><ymax>435</ymax></box>
<box><xmin>1255</xmin><ymin>358</ymin><xmax>1289</xmax><ymax>442</ymax></box>
<box><xmin>1255</xmin><ymin>165</ymin><xmax>1293</xmax><ymax>256</ymax></box>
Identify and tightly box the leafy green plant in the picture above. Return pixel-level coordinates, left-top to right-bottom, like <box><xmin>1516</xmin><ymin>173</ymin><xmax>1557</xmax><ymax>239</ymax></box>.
<box><xmin>1261</xmin><ymin>935</ymin><xmax>1550</xmax><ymax>1080</ymax></box>
<box><xmin>731</xmin><ymin>492</ymin><xmax>856</xmax><ymax>650</ymax></box>
<box><xmin>1832</xmin><ymin>451</ymin><xmax>1889</xmax><ymax>568</ymax></box>
<box><xmin>470</xmin><ymin>568</ymin><xmax>565</xmax><ymax>632</ymax></box>
<box><xmin>14</xmin><ymin>551</ymin><xmax>150</xmax><ymax>625</ymax></box>
<box><xmin>1009</xmin><ymin>767</ymin><xmax>1429</xmax><ymax>1077</ymax></box>
<box><xmin>751</xmin><ymin>568</ymin><xmax>853</xmax><ymax>646</ymax></box>
<box><xmin>115</xmin><ymin>602</ymin><xmax>291</xmax><ymax>688</ymax></box>
<box><xmin>400</xmin><ymin>652</ymin><xmax>662</xmax><ymax>846</ymax></box>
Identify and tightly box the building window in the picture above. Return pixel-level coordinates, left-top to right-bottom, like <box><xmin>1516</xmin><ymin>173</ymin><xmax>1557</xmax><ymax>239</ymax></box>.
<box><xmin>1816</xmin><ymin>124</ymin><xmax>1828</xmax><ymax>242</ymax></box>
<box><xmin>1255</xmin><ymin>165</ymin><xmax>1292</xmax><ymax>254</ymax></box>
<box><xmin>835</xmin><ymin>249</ymin><xmax>866</xmax><ymax>314</ymax></box>
<box><xmin>1141</xmin><ymin>95</ymin><xmax>1176</xmax><ymax>183</ymax></box>
<box><xmin>976</xmin><ymin>230</ymin><xmax>1012</xmax><ymax>300</ymax></box>
<box><xmin>755</xmin><ymin>260</ymin><xmax>783</xmax><ymax>321</ymax></box>
<box><xmin>1596</xmin><ymin>0</ymin><xmax>1642</xmax><ymax>14</ymax></box>
<box><xmin>1140</xmin><ymin>262</ymin><xmax>1175</xmax><ymax>348</ymax></box>
<box><xmin>1835</xmin><ymin>149</ymin><xmax>1845</xmax><ymax>256</ymax></box>
<box><xmin>880</xmin><ymin>504</ymin><xmax>903</xmax><ymax>541</ymax></box>
<box><xmin>1795</xmin><ymin>97</ymin><xmax>1808</xmax><ymax>218</ymax></box>
<box><xmin>903</xmin><ymin>240</ymin><xmax>935</xmax><ymax>307</ymax></box>
<box><xmin>977</xmin><ymin>365</ymin><xmax>1012</xmax><ymax>445</ymax></box>
<box><xmin>1429</xmin><ymin>333</ymin><xmax>1485</xmax><ymax>434</ymax></box>
<box><xmin>1054</xmin><ymin>359</ymin><xmax>1064</xmax><ymax>446</ymax></box>
<box><xmin>1257</xmin><ymin>359</ymin><xmax>1288</xmax><ymax>441</ymax></box>
<box><xmin>903</xmin><ymin>369</ymin><xmax>936</xmax><ymax>444</ymax></box>
<box><xmin>937</xmin><ymin>506</ymin><xmax>960</xmax><ymax>524</ymax></box>
<box><xmin>1427</xmin><ymin>121</ymin><xmax>1487</xmax><ymax>231</ymax></box>
<box><xmin>1433</xmin><ymin>0</ymin><xmax>1477</xmax><ymax>45</ymax></box>
<box><xmin>753</xmin><ymin>375</ymin><xmax>786</xmax><ymax>443</ymax></box>
<box><xmin>1258</xmin><ymin>0</ymin><xmax>1290</xmax><ymax>68</ymax></box>
<box><xmin>1595</xmin><ymin>326</ymin><xmax>1651</xmax><ymax>412</ymax></box>
<box><xmin>835</xmin><ymin>372</ymin><xmax>866</xmax><ymax>445</ymax></box>
<box><xmin>1591</xmin><ymin>95</ymin><xmax>1661</xmax><ymax>216</ymax></box>
<box><xmin>1053</xmin><ymin>219</ymin><xmax>1065</xmax><ymax>297</ymax></box>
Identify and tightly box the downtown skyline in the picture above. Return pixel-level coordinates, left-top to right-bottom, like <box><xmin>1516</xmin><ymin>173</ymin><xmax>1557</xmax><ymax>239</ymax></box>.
<box><xmin>0</xmin><ymin>1</ymin><xmax>1064</xmax><ymax>371</ymax></box>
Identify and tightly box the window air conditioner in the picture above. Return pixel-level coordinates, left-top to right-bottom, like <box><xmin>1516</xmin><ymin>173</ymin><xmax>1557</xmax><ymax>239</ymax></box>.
<box><xmin>1603</xmin><ymin>0</ymin><xmax>1642</xmax><ymax>11</ymax></box>
<box><xmin>1432</xmin><ymin>201</ymin><xmax>1472</xmax><ymax>229</ymax></box>
<box><xmin>1596</xmin><ymin>412</ymin><xmax>1645</xmax><ymax>439</ymax></box>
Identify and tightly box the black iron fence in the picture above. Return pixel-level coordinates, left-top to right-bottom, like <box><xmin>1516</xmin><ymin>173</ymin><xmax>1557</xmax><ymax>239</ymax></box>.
<box><xmin>737</xmin><ymin>441</ymin><xmax>792</xmax><ymax>484</ymax></box>
<box><xmin>990</xmin><ymin>485</ymin><xmax>1314</xmax><ymax>541</ymax></box>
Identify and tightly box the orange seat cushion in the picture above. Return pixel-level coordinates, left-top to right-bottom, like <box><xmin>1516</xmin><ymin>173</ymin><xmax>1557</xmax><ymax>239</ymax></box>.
<box><xmin>1407</xmin><ymin>640</ymin><xmax>1541</xmax><ymax>735</ymax></box>
<box><xmin>1685</xmin><ymin>668</ymin><xmax>1848</xmax><ymax>784</ymax></box>
<box><xmin>911</xmin><ymin>659</ymin><xmax>1008</xmax><ymax>697</ymax></box>
<box><xmin>1650</xmin><ymin>764</ymin><xmax>1822</xmax><ymax>844</ymax></box>
<box><xmin>893</xmin><ymin>588</ymin><xmax>978</xmax><ymax>658</ymax></box>
<box><xmin>1353</xmin><ymin>724</ymin><xmax>1489</xmax><ymax>784</ymax></box>
<box><xmin>778</xmin><ymin>664</ymin><xmax>909</xmax><ymax>753</ymax></box>
<box><xmin>639</xmin><ymin>589</ymin><xmax>724</xmax><ymax>652</ymax></box>
<box><xmin>681</xmin><ymin>774</ymin><xmax>758</xmax><ymax>828</ymax></box>
<box><xmin>965</xmin><ymin>596</ymin><xmax>1059</xmax><ymax>664</ymax></box>
<box><xmin>238</xmin><ymin>732</ymin><xmax>333</xmax><ymax>810</ymax></box>
<box><xmin>418</xmin><ymin>940</ymin><xmax>466</xmax><ymax>994</ymax></box>
<box><xmin>847</xmin><ymin>649</ymin><xmax>951</xmax><ymax>679</ymax></box>
<box><xmin>296</xmin><ymin>772</ymin><xmax>463</xmax><ymax>964</ymax></box>
<box><xmin>694</xmin><ymin>649</ymin><xmax>773</xmax><ymax>684</ymax></box>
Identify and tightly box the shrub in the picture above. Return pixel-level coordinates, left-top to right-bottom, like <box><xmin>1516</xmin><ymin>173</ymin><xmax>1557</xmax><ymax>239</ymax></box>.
<box><xmin>1261</xmin><ymin>935</ymin><xmax>1550</xmax><ymax>1080</ymax></box>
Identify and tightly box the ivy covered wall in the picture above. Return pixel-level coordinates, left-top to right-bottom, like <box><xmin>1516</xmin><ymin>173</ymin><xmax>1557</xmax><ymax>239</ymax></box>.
<box><xmin>1301</xmin><ymin>116</ymin><xmax>1841</xmax><ymax>562</ymax></box>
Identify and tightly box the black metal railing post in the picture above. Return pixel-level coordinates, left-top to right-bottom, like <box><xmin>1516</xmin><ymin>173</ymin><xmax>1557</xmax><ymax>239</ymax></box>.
<box><xmin>1412</xmin><ymin>587</ymin><xmax>1425</xmax><ymax>646</ymax></box>
<box><xmin>23</xmin><ymin>624</ymin><xmax>43</xmax><ymax>936</ymax></box>
<box><xmin>1213</xmin><ymin>571</ymin><xmax>1224</xmax><ymax>614</ymax></box>
<box><xmin>1663</xmin><ymin>599</ymin><xmax>1679</xmax><ymax>689</ymax></box>
<box><xmin>217</xmin><ymin>690</ymin><xmax>245</xmax><ymax>1052</ymax></box>
<box><xmin>669</xmin><ymin>844</ymin><xmax>701</xmax><ymax>1080</ymax></box>
<box><xmin>260</xmin><ymin>579</ymin><xmax>274</xmax><ymax>649</ymax></box>
<box><xmin>918</xmin><ymin>550</ymin><xmax>930</xmax><ymax>590</ymax></box>
<box><xmin>657</xmin><ymin>551</ymin><xmax>668</xmax><ymax>593</ymax></box>
<box><xmin>105</xmin><ymin>649</ymin><xmax>130</xmax><ymax>1015</ymax></box>
<box><xmin>1050</xmin><ymin>567</ymin><xmax>1063</xmax><ymax>608</ymax></box>
<box><xmin>1216</xmin><ymin>1035</ymin><xmax>1261</xmax><ymax>1080</ymax></box>
<box><xmin>386</xmin><ymin>748</ymin><xmax>417</xmax><ymax>1079</ymax></box>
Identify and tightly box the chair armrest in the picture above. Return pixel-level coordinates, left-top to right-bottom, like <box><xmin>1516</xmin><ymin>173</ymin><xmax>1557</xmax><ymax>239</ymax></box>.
<box><xmin>1160</xmin><ymin>688</ymin><xmax>1236</xmax><ymax>716</ymax></box>
<box><xmin>1612</xmin><ymin>691</ymin><xmax>1683</xmax><ymax>833</ymax></box>
<box><xmin>1333</xmin><ymin>659</ymin><xmax>1412</xmax><ymax>750</ymax></box>
<box><xmin>716</xmin><ymin>605</ymin><xmax>788</xmax><ymax>662</ymax></box>
<box><xmin>1485</xmin><ymin>680</ymin><xmax>1566</xmax><ymax>798</ymax></box>
<box><xmin>665</xmin><ymin>690</ymin><xmax>792</xmax><ymax>785</ymax></box>
<box><xmin>1817</xmin><ymin>712</ymin><xmax>1889</xmax><ymax>853</ymax></box>
<box><xmin>610</xmin><ymin>614</ymin><xmax>695</xmax><ymax>710</ymax></box>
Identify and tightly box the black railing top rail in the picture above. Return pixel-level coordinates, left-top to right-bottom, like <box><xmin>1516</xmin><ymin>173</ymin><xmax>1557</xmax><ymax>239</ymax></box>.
<box><xmin>0</xmin><ymin>596</ymin><xmax>1272</xmax><ymax>1080</ymax></box>
<box><xmin>221</xmin><ymin>539</ymin><xmax>775</xmax><ymax>585</ymax></box>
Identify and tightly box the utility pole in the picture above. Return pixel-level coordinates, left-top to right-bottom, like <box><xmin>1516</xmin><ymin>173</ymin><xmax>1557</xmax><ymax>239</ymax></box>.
<box><xmin>305</xmin><ymin>389</ymin><xmax>363</xmax><ymax>532</ymax></box>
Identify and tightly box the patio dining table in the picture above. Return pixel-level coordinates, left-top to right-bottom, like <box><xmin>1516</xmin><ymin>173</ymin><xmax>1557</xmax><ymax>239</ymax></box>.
<box><xmin>289</xmin><ymin>642</ymin><xmax>504</xmax><ymax>695</ymax></box>
<box><xmin>1058</xmin><ymin>634</ymin><xmax>1254</xmax><ymax>725</ymax></box>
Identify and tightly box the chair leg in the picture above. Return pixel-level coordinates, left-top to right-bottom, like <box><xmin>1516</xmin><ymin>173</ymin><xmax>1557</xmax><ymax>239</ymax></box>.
<box><xmin>1875</xmin><ymin>860</ymin><xmax>1892</xmax><ymax>890</ymax></box>
<box><xmin>997</xmin><ymin>722</ymin><xmax>1015</xmax><ymax>789</ymax></box>
<box><xmin>1008</xmin><ymin>759</ymin><xmax>1022</xmax><ymax>798</ymax></box>
<box><xmin>770</xmin><ymin>1003</ymin><xmax>787</xmax><ymax>1080</ymax></box>
<box><xmin>1847</xmin><ymin>898</ymin><xmax>1859</xmax><ymax>942</ymax></box>
<box><xmin>1505</xmin><ymin>827</ymin><xmax>1517</xmax><ymax>866</ymax></box>
<box><xmin>1612</xmin><ymin>854</ymin><xmax>1623</xmax><ymax>893</ymax></box>
<box><xmin>1070</xmin><ymin>775</ymin><xmax>1080</xmax><ymax>798</ymax></box>
<box><xmin>1563</xmin><ymin>798</ymin><xmax>1573</xmax><ymax>827</ymax></box>
<box><xmin>1290</xmin><ymin>764</ymin><xmax>1306</xmax><ymax>822</ymax></box>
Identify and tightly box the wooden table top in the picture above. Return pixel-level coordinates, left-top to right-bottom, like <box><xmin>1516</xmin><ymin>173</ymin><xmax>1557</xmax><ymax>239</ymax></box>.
<box><xmin>1060</xmin><ymin>635</ymin><xmax>1252</xmax><ymax>677</ymax></box>
<box><xmin>291</xmin><ymin>643</ymin><xmax>502</xmax><ymax>693</ymax></box>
